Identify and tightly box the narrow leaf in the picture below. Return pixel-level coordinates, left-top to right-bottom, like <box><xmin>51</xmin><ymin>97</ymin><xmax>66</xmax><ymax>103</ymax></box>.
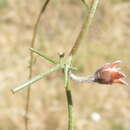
<box><xmin>12</xmin><ymin>65</ymin><xmax>62</xmax><ymax>93</ymax></box>
<box><xmin>30</xmin><ymin>48</ymin><xmax>58</xmax><ymax>64</ymax></box>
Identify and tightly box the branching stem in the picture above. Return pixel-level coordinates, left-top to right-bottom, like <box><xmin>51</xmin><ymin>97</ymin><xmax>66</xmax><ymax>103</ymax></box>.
<box><xmin>12</xmin><ymin>1</ymin><xmax>99</xmax><ymax>130</ymax></box>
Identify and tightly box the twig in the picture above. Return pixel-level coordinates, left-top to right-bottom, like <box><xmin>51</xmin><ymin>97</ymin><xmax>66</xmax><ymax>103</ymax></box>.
<box><xmin>25</xmin><ymin>0</ymin><xmax>50</xmax><ymax>130</ymax></box>
<box><xmin>69</xmin><ymin>0</ymin><xmax>99</xmax><ymax>56</ymax></box>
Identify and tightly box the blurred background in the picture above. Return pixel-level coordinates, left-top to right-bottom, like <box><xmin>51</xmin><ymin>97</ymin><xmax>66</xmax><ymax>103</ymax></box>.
<box><xmin>0</xmin><ymin>0</ymin><xmax>130</xmax><ymax>130</ymax></box>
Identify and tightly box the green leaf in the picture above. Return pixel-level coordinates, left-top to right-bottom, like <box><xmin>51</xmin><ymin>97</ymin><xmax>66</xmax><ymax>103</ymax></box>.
<box><xmin>12</xmin><ymin>65</ymin><xmax>62</xmax><ymax>93</ymax></box>
<box><xmin>30</xmin><ymin>48</ymin><xmax>58</xmax><ymax>64</ymax></box>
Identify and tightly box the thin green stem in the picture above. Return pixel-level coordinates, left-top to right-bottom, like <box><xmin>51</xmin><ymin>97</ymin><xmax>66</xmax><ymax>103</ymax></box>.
<box><xmin>12</xmin><ymin>65</ymin><xmax>62</xmax><ymax>93</ymax></box>
<box><xmin>69</xmin><ymin>0</ymin><xmax>99</xmax><ymax>56</ymax></box>
<box><xmin>25</xmin><ymin>1</ymin><xmax>50</xmax><ymax>130</ymax></box>
<box><xmin>65</xmin><ymin>87</ymin><xmax>73</xmax><ymax>130</ymax></box>
<box><xmin>30</xmin><ymin>48</ymin><xmax>58</xmax><ymax>64</ymax></box>
<box><xmin>64</xmin><ymin>57</ymin><xmax>73</xmax><ymax>130</ymax></box>
<box><xmin>66</xmin><ymin>1</ymin><xmax>99</xmax><ymax>129</ymax></box>
<box><xmin>81</xmin><ymin>0</ymin><xmax>89</xmax><ymax>9</ymax></box>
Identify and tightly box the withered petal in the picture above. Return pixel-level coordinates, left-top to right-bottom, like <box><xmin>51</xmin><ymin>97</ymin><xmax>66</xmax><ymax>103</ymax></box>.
<box><xmin>100</xmin><ymin>70</ymin><xmax>112</xmax><ymax>81</ymax></box>
<box><xmin>111</xmin><ymin>71</ymin><xmax>126</xmax><ymax>80</ymax></box>
<box><xmin>94</xmin><ymin>60</ymin><xmax>128</xmax><ymax>86</ymax></box>
<box><xmin>101</xmin><ymin>60</ymin><xmax>121</xmax><ymax>69</ymax></box>
<box><xmin>113</xmin><ymin>79</ymin><xmax>128</xmax><ymax>86</ymax></box>
<box><xmin>109</xmin><ymin>60</ymin><xmax>121</xmax><ymax>68</ymax></box>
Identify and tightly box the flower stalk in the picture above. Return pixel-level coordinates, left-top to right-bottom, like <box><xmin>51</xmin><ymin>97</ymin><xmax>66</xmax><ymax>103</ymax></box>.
<box><xmin>69</xmin><ymin>71</ymin><xmax>95</xmax><ymax>83</ymax></box>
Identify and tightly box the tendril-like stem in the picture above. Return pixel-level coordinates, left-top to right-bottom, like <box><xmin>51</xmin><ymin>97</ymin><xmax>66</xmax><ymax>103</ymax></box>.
<box><xmin>25</xmin><ymin>1</ymin><xmax>50</xmax><ymax>130</ymax></box>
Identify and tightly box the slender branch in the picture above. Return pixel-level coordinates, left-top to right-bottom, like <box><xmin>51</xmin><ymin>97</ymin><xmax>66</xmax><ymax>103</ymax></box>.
<box><xmin>64</xmin><ymin>57</ymin><xmax>73</xmax><ymax>130</ymax></box>
<box><xmin>30</xmin><ymin>48</ymin><xmax>58</xmax><ymax>64</ymax></box>
<box><xmin>25</xmin><ymin>0</ymin><xmax>50</xmax><ymax>130</ymax></box>
<box><xmin>69</xmin><ymin>0</ymin><xmax>99</xmax><ymax>56</ymax></box>
<box><xmin>12</xmin><ymin>65</ymin><xmax>62</xmax><ymax>93</ymax></box>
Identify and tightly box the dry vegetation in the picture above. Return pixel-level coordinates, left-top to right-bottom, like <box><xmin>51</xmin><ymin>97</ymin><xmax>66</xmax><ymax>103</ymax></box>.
<box><xmin>0</xmin><ymin>0</ymin><xmax>130</xmax><ymax>130</ymax></box>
